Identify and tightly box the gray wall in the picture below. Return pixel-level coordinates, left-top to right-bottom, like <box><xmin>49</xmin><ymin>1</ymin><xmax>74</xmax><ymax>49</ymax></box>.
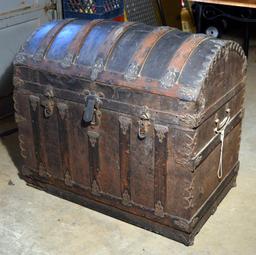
<box><xmin>0</xmin><ymin>0</ymin><xmax>62</xmax><ymax>117</ymax></box>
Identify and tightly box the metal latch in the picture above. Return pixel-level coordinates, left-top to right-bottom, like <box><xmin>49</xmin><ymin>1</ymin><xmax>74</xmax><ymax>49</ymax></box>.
<box><xmin>214</xmin><ymin>108</ymin><xmax>231</xmax><ymax>179</ymax></box>
<box><xmin>41</xmin><ymin>99</ymin><xmax>54</xmax><ymax>118</ymax></box>
<box><xmin>83</xmin><ymin>94</ymin><xmax>102</xmax><ymax>126</ymax></box>
<box><xmin>138</xmin><ymin>106</ymin><xmax>151</xmax><ymax>140</ymax></box>
<box><xmin>214</xmin><ymin>108</ymin><xmax>231</xmax><ymax>134</ymax></box>
<box><xmin>41</xmin><ymin>87</ymin><xmax>54</xmax><ymax>118</ymax></box>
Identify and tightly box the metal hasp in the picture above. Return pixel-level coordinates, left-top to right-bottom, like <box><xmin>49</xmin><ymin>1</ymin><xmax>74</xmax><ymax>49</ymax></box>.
<box><xmin>138</xmin><ymin>106</ymin><xmax>151</xmax><ymax>139</ymax></box>
<box><xmin>83</xmin><ymin>94</ymin><xmax>102</xmax><ymax>125</ymax></box>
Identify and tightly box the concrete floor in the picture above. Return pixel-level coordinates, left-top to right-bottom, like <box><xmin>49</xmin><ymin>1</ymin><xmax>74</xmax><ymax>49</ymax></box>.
<box><xmin>0</xmin><ymin>58</ymin><xmax>256</xmax><ymax>255</ymax></box>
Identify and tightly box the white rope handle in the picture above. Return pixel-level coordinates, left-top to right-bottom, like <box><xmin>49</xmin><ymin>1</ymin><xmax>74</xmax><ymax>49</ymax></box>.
<box><xmin>217</xmin><ymin>129</ymin><xmax>225</xmax><ymax>179</ymax></box>
<box><xmin>215</xmin><ymin>111</ymin><xmax>231</xmax><ymax>179</ymax></box>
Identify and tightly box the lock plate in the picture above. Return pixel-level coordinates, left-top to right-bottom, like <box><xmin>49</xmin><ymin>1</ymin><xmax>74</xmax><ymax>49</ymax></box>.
<box><xmin>41</xmin><ymin>87</ymin><xmax>55</xmax><ymax>118</ymax></box>
<box><xmin>138</xmin><ymin>106</ymin><xmax>151</xmax><ymax>139</ymax></box>
<box><xmin>83</xmin><ymin>93</ymin><xmax>102</xmax><ymax>126</ymax></box>
<box><xmin>83</xmin><ymin>95</ymin><xmax>97</xmax><ymax>123</ymax></box>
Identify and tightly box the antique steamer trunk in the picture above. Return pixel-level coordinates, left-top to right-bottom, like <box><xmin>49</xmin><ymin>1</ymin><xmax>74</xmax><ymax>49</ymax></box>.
<box><xmin>13</xmin><ymin>19</ymin><xmax>246</xmax><ymax>245</ymax></box>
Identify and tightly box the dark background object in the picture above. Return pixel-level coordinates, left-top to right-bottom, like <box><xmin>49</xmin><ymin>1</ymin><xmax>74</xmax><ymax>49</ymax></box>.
<box><xmin>62</xmin><ymin>0</ymin><xmax>124</xmax><ymax>19</ymax></box>
<box><xmin>124</xmin><ymin>0</ymin><xmax>161</xmax><ymax>25</ymax></box>
<box><xmin>159</xmin><ymin>0</ymin><xmax>182</xmax><ymax>28</ymax></box>
<box><xmin>192</xmin><ymin>3</ymin><xmax>256</xmax><ymax>55</ymax></box>
<box><xmin>155</xmin><ymin>0</ymin><xmax>167</xmax><ymax>25</ymax></box>
<box><xmin>124</xmin><ymin>0</ymin><xmax>181</xmax><ymax>27</ymax></box>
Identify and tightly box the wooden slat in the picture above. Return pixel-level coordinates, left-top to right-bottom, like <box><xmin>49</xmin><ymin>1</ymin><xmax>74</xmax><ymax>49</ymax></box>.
<box><xmin>57</xmin><ymin>102</ymin><xmax>72</xmax><ymax>186</ymax></box>
<box><xmin>154</xmin><ymin>124</ymin><xmax>169</xmax><ymax>217</ymax></box>
<box><xmin>119</xmin><ymin>116</ymin><xmax>132</xmax><ymax>206</ymax></box>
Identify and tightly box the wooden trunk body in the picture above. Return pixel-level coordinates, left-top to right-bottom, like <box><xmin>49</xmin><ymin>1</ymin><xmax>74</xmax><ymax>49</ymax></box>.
<box><xmin>13</xmin><ymin>19</ymin><xmax>246</xmax><ymax>245</ymax></box>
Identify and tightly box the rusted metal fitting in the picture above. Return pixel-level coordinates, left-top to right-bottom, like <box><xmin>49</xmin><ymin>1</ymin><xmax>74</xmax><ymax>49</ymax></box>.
<box><xmin>138</xmin><ymin>106</ymin><xmax>151</xmax><ymax>140</ymax></box>
<box><xmin>41</xmin><ymin>87</ymin><xmax>55</xmax><ymax>118</ymax></box>
<box><xmin>83</xmin><ymin>91</ymin><xmax>103</xmax><ymax>126</ymax></box>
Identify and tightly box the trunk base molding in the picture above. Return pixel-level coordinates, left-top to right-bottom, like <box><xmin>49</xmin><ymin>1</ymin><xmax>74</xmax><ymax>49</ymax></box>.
<box><xmin>20</xmin><ymin>163</ymin><xmax>239</xmax><ymax>246</ymax></box>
